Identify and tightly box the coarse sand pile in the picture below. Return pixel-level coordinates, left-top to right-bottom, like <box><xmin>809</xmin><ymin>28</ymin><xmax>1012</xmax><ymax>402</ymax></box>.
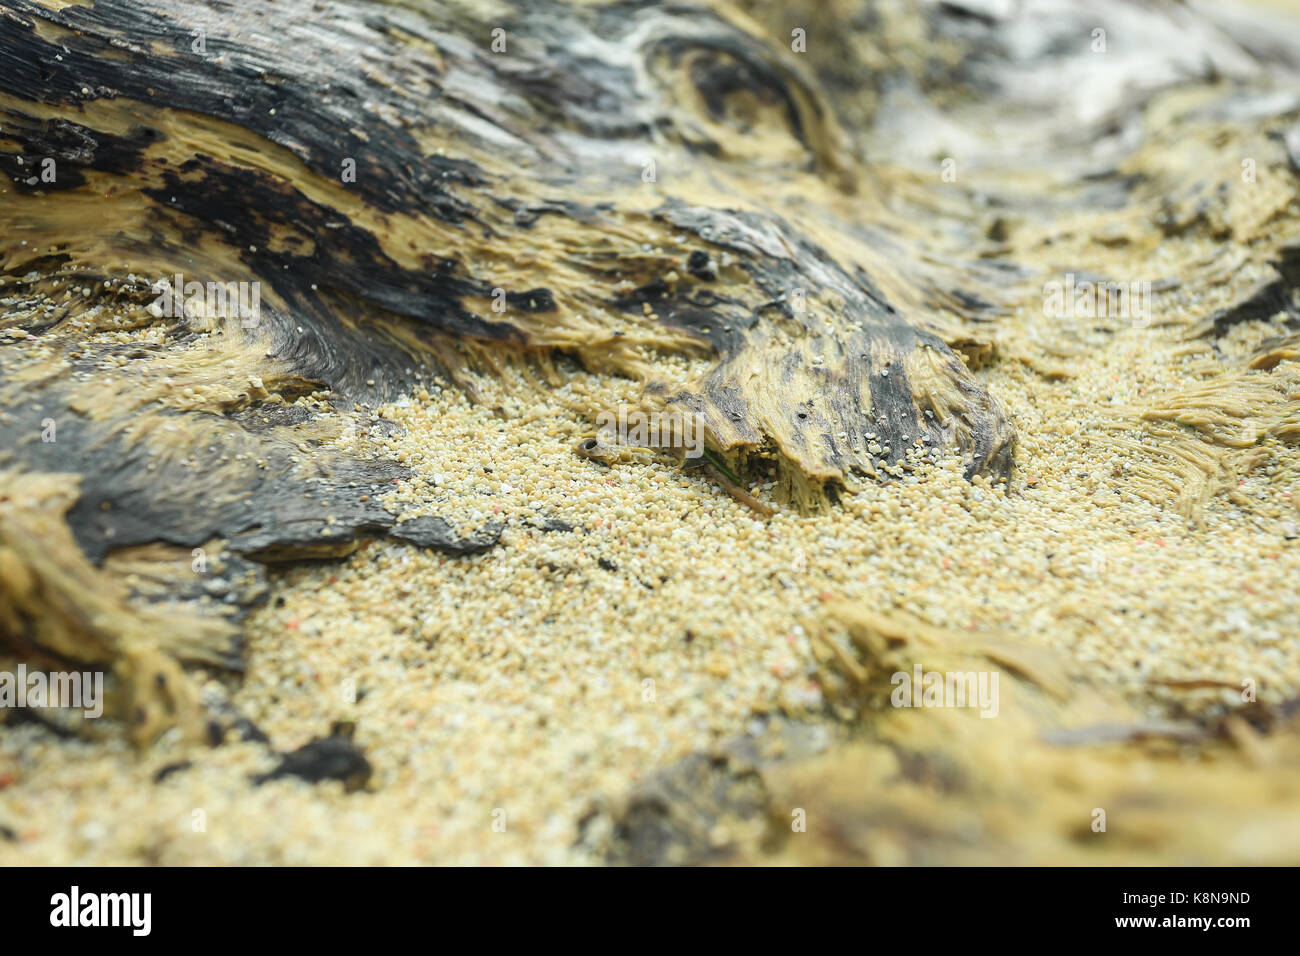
<box><xmin>3</xmin><ymin>286</ymin><xmax>1297</xmax><ymax>863</ymax></box>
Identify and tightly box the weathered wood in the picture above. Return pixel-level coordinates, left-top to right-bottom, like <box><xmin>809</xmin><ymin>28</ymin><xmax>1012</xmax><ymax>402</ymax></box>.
<box><xmin>6</xmin><ymin>0</ymin><xmax>1299</xmax><ymax>745</ymax></box>
<box><xmin>0</xmin><ymin>0</ymin><xmax>1014</xmax><ymax>534</ymax></box>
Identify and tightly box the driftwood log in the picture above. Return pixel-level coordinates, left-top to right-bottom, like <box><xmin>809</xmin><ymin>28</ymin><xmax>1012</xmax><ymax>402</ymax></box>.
<box><xmin>2</xmin><ymin>0</ymin><xmax>1300</xmax><ymax>742</ymax></box>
